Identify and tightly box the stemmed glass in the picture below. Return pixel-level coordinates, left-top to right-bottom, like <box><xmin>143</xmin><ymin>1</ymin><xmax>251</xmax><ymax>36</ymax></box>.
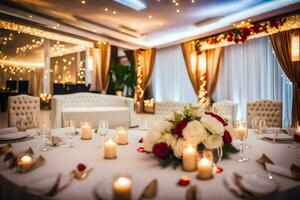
<box><xmin>39</xmin><ymin>127</ymin><xmax>51</xmax><ymax>152</ymax></box>
<box><xmin>98</xmin><ymin>120</ymin><xmax>109</xmax><ymax>147</ymax></box>
<box><xmin>258</xmin><ymin>119</ymin><xmax>266</xmax><ymax>139</ymax></box>
<box><xmin>288</xmin><ymin>120</ymin><xmax>300</xmax><ymax>149</ymax></box>
<box><xmin>251</xmin><ymin>118</ymin><xmax>258</xmax><ymax>133</ymax></box>
<box><xmin>236</xmin><ymin>121</ymin><xmax>249</xmax><ymax>162</ymax></box>
<box><xmin>64</xmin><ymin>120</ymin><xmax>76</xmax><ymax>147</ymax></box>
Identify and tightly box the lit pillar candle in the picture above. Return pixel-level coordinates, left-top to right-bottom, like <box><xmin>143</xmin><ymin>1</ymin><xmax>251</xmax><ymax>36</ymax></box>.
<box><xmin>197</xmin><ymin>157</ymin><xmax>213</xmax><ymax>180</ymax></box>
<box><xmin>18</xmin><ymin>155</ymin><xmax>33</xmax><ymax>172</ymax></box>
<box><xmin>113</xmin><ymin>177</ymin><xmax>132</xmax><ymax>200</ymax></box>
<box><xmin>116</xmin><ymin>128</ymin><xmax>128</xmax><ymax>145</ymax></box>
<box><xmin>104</xmin><ymin>139</ymin><xmax>117</xmax><ymax>159</ymax></box>
<box><xmin>81</xmin><ymin>122</ymin><xmax>91</xmax><ymax>140</ymax></box>
<box><xmin>182</xmin><ymin>145</ymin><xmax>197</xmax><ymax>171</ymax></box>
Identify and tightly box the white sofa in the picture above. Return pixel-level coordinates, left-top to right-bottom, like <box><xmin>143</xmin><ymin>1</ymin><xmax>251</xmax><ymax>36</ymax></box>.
<box><xmin>51</xmin><ymin>93</ymin><xmax>137</xmax><ymax>129</ymax></box>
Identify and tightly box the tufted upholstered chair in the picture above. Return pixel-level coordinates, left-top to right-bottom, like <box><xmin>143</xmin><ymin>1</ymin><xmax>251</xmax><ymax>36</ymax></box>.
<box><xmin>212</xmin><ymin>100</ymin><xmax>237</xmax><ymax>125</ymax></box>
<box><xmin>155</xmin><ymin>101</ymin><xmax>187</xmax><ymax>120</ymax></box>
<box><xmin>8</xmin><ymin>95</ymin><xmax>40</xmax><ymax>130</ymax></box>
<box><xmin>247</xmin><ymin>100</ymin><xmax>282</xmax><ymax>128</ymax></box>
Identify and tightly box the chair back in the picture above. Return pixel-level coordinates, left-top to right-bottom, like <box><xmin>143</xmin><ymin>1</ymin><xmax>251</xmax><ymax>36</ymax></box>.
<box><xmin>212</xmin><ymin>100</ymin><xmax>237</xmax><ymax>124</ymax></box>
<box><xmin>247</xmin><ymin>100</ymin><xmax>282</xmax><ymax>128</ymax></box>
<box><xmin>6</xmin><ymin>80</ymin><xmax>17</xmax><ymax>91</ymax></box>
<box><xmin>8</xmin><ymin>95</ymin><xmax>40</xmax><ymax>130</ymax></box>
<box><xmin>18</xmin><ymin>80</ymin><xmax>29</xmax><ymax>94</ymax></box>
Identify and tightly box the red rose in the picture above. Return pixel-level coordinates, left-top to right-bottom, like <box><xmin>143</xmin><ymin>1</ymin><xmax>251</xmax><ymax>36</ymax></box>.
<box><xmin>152</xmin><ymin>142</ymin><xmax>170</xmax><ymax>158</ymax></box>
<box><xmin>294</xmin><ymin>134</ymin><xmax>300</xmax><ymax>142</ymax></box>
<box><xmin>77</xmin><ymin>163</ymin><xmax>86</xmax><ymax>172</ymax></box>
<box><xmin>240</xmin><ymin>35</ymin><xmax>247</xmax><ymax>43</ymax></box>
<box><xmin>205</xmin><ymin>112</ymin><xmax>227</xmax><ymax>126</ymax></box>
<box><xmin>227</xmin><ymin>36</ymin><xmax>233</xmax><ymax>42</ymax></box>
<box><xmin>172</xmin><ymin>120</ymin><xmax>188</xmax><ymax>137</ymax></box>
<box><xmin>223</xmin><ymin>130</ymin><xmax>232</xmax><ymax>144</ymax></box>
<box><xmin>227</xmin><ymin>31</ymin><xmax>233</xmax><ymax>37</ymax></box>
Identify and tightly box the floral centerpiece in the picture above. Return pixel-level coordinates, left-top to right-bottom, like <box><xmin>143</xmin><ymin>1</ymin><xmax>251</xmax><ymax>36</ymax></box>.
<box><xmin>143</xmin><ymin>105</ymin><xmax>238</xmax><ymax>168</ymax></box>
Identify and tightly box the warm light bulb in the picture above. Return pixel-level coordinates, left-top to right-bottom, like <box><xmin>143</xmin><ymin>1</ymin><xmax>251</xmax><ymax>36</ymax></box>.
<box><xmin>113</xmin><ymin>11</ymin><xmax>117</xmax><ymax>14</ymax></box>
<box><xmin>104</xmin><ymin>8</ymin><xmax>108</xmax><ymax>11</ymax></box>
<box><xmin>81</xmin><ymin>0</ymin><xmax>86</xmax><ymax>4</ymax></box>
<box><xmin>176</xmin><ymin>9</ymin><xmax>180</xmax><ymax>13</ymax></box>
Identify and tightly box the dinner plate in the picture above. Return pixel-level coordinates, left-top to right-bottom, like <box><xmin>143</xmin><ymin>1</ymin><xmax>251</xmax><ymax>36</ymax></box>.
<box><xmin>240</xmin><ymin>174</ymin><xmax>278</xmax><ymax>196</ymax></box>
<box><xmin>263</xmin><ymin>133</ymin><xmax>293</xmax><ymax>142</ymax></box>
<box><xmin>224</xmin><ymin>173</ymin><xmax>278</xmax><ymax>197</ymax></box>
<box><xmin>0</xmin><ymin>131</ymin><xmax>32</xmax><ymax>141</ymax></box>
<box><xmin>0</xmin><ymin>127</ymin><xmax>18</xmax><ymax>135</ymax></box>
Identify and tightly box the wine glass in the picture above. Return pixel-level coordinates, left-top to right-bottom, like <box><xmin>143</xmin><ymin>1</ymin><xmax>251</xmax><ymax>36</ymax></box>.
<box><xmin>251</xmin><ymin>118</ymin><xmax>258</xmax><ymax>133</ymax></box>
<box><xmin>288</xmin><ymin>121</ymin><xmax>300</xmax><ymax>149</ymax></box>
<box><xmin>39</xmin><ymin>127</ymin><xmax>51</xmax><ymax>152</ymax></box>
<box><xmin>236</xmin><ymin>122</ymin><xmax>249</xmax><ymax>162</ymax></box>
<box><xmin>258</xmin><ymin>119</ymin><xmax>266</xmax><ymax>139</ymax></box>
<box><xmin>98</xmin><ymin>120</ymin><xmax>109</xmax><ymax>146</ymax></box>
<box><xmin>64</xmin><ymin>120</ymin><xmax>76</xmax><ymax>147</ymax></box>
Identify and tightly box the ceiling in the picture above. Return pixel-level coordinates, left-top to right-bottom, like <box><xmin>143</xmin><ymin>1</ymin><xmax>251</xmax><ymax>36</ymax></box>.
<box><xmin>0</xmin><ymin>0</ymin><xmax>300</xmax><ymax>49</ymax></box>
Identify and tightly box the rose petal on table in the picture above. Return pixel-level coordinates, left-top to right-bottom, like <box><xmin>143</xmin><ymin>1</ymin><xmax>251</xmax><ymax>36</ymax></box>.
<box><xmin>178</xmin><ymin>176</ymin><xmax>190</xmax><ymax>186</ymax></box>
<box><xmin>137</xmin><ymin>147</ymin><xmax>145</xmax><ymax>153</ymax></box>
<box><xmin>215</xmin><ymin>166</ymin><xmax>223</xmax><ymax>174</ymax></box>
<box><xmin>139</xmin><ymin>138</ymin><xmax>143</xmax><ymax>143</ymax></box>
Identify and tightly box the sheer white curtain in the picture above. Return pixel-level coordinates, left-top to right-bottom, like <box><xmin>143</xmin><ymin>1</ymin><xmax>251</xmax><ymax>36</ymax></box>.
<box><xmin>151</xmin><ymin>45</ymin><xmax>197</xmax><ymax>103</ymax></box>
<box><xmin>214</xmin><ymin>36</ymin><xmax>292</xmax><ymax>122</ymax></box>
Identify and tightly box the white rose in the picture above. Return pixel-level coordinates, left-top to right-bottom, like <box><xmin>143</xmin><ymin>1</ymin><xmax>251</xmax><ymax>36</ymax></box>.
<box><xmin>203</xmin><ymin>134</ymin><xmax>223</xmax><ymax>149</ymax></box>
<box><xmin>162</xmin><ymin>133</ymin><xmax>176</xmax><ymax>147</ymax></box>
<box><xmin>191</xmin><ymin>105</ymin><xmax>205</xmax><ymax>118</ymax></box>
<box><xmin>143</xmin><ymin>126</ymin><xmax>162</xmax><ymax>152</ymax></box>
<box><xmin>159</xmin><ymin>121</ymin><xmax>173</xmax><ymax>134</ymax></box>
<box><xmin>201</xmin><ymin>115</ymin><xmax>225</xmax><ymax>136</ymax></box>
<box><xmin>182</xmin><ymin>120</ymin><xmax>208</xmax><ymax>143</ymax></box>
<box><xmin>172</xmin><ymin>138</ymin><xmax>184</xmax><ymax>158</ymax></box>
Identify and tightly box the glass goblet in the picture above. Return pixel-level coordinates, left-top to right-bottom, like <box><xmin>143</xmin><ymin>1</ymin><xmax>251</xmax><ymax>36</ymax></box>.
<box><xmin>98</xmin><ymin>120</ymin><xmax>109</xmax><ymax>146</ymax></box>
<box><xmin>64</xmin><ymin>120</ymin><xmax>76</xmax><ymax>147</ymax></box>
<box><xmin>39</xmin><ymin>128</ymin><xmax>51</xmax><ymax>152</ymax></box>
<box><xmin>236</xmin><ymin>122</ymin><xmax>249</xmax><ymax>162</ymax></box>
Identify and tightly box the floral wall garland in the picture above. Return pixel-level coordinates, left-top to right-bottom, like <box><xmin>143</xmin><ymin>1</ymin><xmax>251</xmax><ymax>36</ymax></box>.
<box><xmin>194</xmin><ymin>14</ymin><xmax>300</xmax><ymax>51</ymax></box>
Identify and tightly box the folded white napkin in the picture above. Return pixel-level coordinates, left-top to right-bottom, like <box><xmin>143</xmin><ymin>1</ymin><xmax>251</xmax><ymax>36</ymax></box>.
<box><xmin>265</xmin><ymin>163</ymin><xmax>293</xmax><ymax>179</ymax></box>
<box><xmin>0</xmin><ymin>127</ymin><xmax>18</xmax><ymax>135</ymax></box>
<box><xmin>263</xmin><ymin>133</ymin><xmax>293</xmax><ymax>142</ymax></box>
<box><xmin>0</xmin><ymin>131</ymin><xmax>30</xmax><ymax>140</ymax></box>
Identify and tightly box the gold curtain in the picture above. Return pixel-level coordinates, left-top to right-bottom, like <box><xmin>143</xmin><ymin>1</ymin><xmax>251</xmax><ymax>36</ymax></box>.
<box><xmin>181</xmin><ymin>42</ymin><xmax>202</xmax><ymax>97</ymax></box>
<box><xmin>93</xmin><ymin>42</ymin><xmax>111</xmax><ymax>92</ymax></box>
<box><xmin>134</xmin><ymin>48</ymin><xmax>156</xmax><ymax>100</ymax></box>
<box><xmin>181</xmin><ymin>42</ymin><xmax>223</xmax><ymax>104</ymax></box>
<box><xmin>0</xmin><ymin>67</ymin><xmax>43</xmax><ymax>96</ymax></box>
<box><xmin>269</xmin><ymin>29</ymin><xmax>300</xmax><ymax>124</ymax></box>
<box><xmin>206</xmin><ymin>47</ymin><xmax>223</xmax><ymax>97</ymax></box>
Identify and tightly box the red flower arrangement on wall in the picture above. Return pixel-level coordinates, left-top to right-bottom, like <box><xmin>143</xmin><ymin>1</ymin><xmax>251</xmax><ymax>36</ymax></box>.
<box><xmin>194</xmin><ymin>17</ymin><xmax>287</xmax><ymax>51</ymax></box>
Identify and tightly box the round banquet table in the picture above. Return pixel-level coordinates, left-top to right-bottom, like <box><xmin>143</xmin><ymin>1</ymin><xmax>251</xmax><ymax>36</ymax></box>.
<box><xmin>0</xmin><ymin>129</ymin><xmax>299</xmax><ymax>200</ymax></box>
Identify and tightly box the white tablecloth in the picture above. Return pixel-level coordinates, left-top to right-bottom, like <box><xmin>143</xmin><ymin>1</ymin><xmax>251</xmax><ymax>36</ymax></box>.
<box><xmin>0</xmin><ymin>129</ymin><xmax>299</xmax><ymax>200</ymax></box>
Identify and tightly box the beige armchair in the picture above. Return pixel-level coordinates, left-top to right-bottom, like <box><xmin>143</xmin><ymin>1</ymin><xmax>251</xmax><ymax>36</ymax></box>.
<box><xmin>155</xmin><ymin>101</ymin><xmax>187</xmax><ymax>120</ymax></box>
<box><xmin>8</xmin><ymin>95</ymin><xmax>40</xmax><ymax>130</ymax></box>
<box><xmin>247</xmin><ymin>100</ymin><xmax>282</xmax><ymax>128</ymax></box>
<box><xmin>212</xmin><ymin>100</ymin><xmax>237</xmax><ymax>125</ymax></box>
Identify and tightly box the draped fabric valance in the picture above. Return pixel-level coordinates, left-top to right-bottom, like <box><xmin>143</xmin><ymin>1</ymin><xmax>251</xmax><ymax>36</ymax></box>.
<box><xmin>269</xmin><ymin>29</ymin><xmax>300</xmax><ymax>124</ymax></box>
<box><xmin>134</xmin><ymin>48</ymin><xmax>156</xmax><ymax>102</ymax></box>
<box><xmin>92</xmin><ymin>43</ymin><xmax>111</xmax><ymax>92</ymax></box>
<box><xmin>181</xmin><ymin>41</ymin><xmax>223</xmax><ymax>105</ymax></box>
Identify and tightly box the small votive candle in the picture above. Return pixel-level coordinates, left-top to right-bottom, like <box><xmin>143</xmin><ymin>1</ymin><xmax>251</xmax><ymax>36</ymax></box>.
<box><xmin>113</xmin><ymin>177</ymin><xmax>132</xmax><ymax>200</ymax></box>
<box><xmin>81</xmin><ymin>122</ymin><xmax>91</xmax><ymax>140</ymax></box>
<box><xmin>116</xmin><ymin>127</ymin><xmax>128</xmax><ymax>145</ymax></box>
<box><xmin>18</xmin><ymin>155</ymin><xmax>33</xmax><ymax>172</ymax></box>
<box><xmin>104</xmin><ymin>139</ymin><xmax>117</xmax><ymax>159</ymax></box>
<box><xmin>197</xmin><ymin>157</ymin><xmax>213</xmax><ymax>180</ymax></box>
<box><xmin>182</xmin><ymin>145</ymin><xmax>197</xmax><ymax>171</ymax></box>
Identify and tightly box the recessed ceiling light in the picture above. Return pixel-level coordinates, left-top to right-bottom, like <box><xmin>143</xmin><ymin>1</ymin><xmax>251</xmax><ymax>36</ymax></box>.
<box><xmin>191</xmin><ymin>0</ymin><xmax>195</xmax><ymax>3</ymax></box>
<box><xmin>176</xmin><ymin>9</ymin><xmax>180</xmax><ymax>13</ymax></box>
<box><xmin>175</xmin><ymin>3</ymin><xmax>179</xmax><ymax>6</ymax></box>
<box><xmin>148</xmin><ymin>15</ymin><xmax>152</xmax><ymax>19</ymax></box>
<box><xmin>81</xmin><ymin>0</ymin><xmax>86</xmax><ymax>4</ymax></box>
<box><xmin>172</xmin><ymin>0</ymin><xmax>176</xmax><ymax>3</ymax></box>
<box><xmin>113</xmin><ymin>0</ymin><xmax>146</xmax><ymax>11</ymax></box>
<box><xmin>104</xmin><ymin>8</ymin><xmax>108</xmax><ymax>11</ymax></box>
<box><xmin>159</xmin><ymin>22</ymin><xmax>163</xmax><ymax>26</ymax></box>
<box><xmin>113</xmin><ymin>11</ymin><xmax>117</xmax><ymax>14</ymax></box>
